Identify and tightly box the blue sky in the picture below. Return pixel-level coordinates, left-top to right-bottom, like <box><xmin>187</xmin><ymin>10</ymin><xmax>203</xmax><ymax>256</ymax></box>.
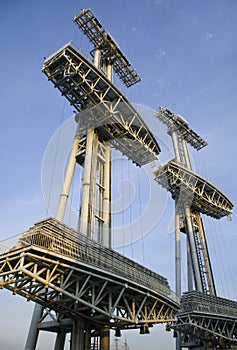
<box><xmin>1</xmin><ymin>0</ymin><xmax>237</xmax><ymax>349</ymax></box>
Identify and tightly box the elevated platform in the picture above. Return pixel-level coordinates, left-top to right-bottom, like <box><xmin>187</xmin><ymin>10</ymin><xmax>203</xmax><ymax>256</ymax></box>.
<box><xmin>156</xmin><ymin>107</ymin><xmax>207</xmax><ymax>150</ymax></box>
<box><xmin>173</xmin><ymin>291</ymin><xmax>237</xmax><ymax>347</ymax></box>
<box><xmin>154</xmin><ymin>160</ymin><xmax>233</xmax><ymax>219</ymax></box>
<box><xmin>74</xmin><ymin>8</ymin><xmax>141</xmax><ymax>87</ymax></box>
<box><xmin>0</xmin><ymin>218</ymin><xmax>179</xmax><ymax>328</ymax></box>
<box><xmin>42</xmin><ymin>43</ymin><xmax>160</xmax><ymax>166</ymax></box>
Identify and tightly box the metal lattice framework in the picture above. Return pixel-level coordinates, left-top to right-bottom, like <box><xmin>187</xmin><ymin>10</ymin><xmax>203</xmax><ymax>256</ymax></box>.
<box><xmin>0</xmin><ymin>218</ymin><xmax>179</xmax><ymax>329</ymax></box>
<box><xmin>154</xmin><ymin>160</ymin><xmax>233</xmax><ymax>219</ymax></box>
<box><xmin>42</xmin><ymin>43</ymin><xmax>160</xmax><ymax>166</ymax></box>
<box><xmin>173</xmin><ymin>292</ymin><xmax>237</xmax><ymax>348</ymax></box>
<box><xmin>156</xmin><ymin>107</ymin><xmax>207</xmax><ymax>150</ymax></box>
<box><xmin>74</xmin><ymin>8</ymin><xmax>141</xmax><ymax>87</ymax></box>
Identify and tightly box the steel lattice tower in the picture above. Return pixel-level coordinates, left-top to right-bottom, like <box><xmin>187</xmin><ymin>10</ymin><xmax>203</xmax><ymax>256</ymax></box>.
<box><xmin>0</xmin><ymin>9</ymin><xmax>178</xmax><ymax>350</ymax></box>
<box><xmin>154</xmin><ymin>107</ymin><xmax>236</xmax><ymax>350</ymax></box>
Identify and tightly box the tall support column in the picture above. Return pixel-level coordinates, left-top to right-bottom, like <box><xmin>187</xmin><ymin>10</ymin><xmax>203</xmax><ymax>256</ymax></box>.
<box><xmin>187</xmin><ymin>238</ymin><xmax>193</xmax><ymax>291</ymax></box>
<box><xmin>100</xmin><ymin>325</ymin><xmax>110</xmax><ymax>350</ymax></box>
<box><xmin>54</xmin><ymin>328</ymin><xmax>66</xmax><ymax>350</ymax></box>
<box><xmin>94</xmin><ymin>48</ymin><xmax>101</xmax><ymax>68</ymax></box>
<box><xmin>25</xmin><ymin>304</ymin><xmax>43</xmax><ymax>350</ymax></box>
<box><xmin>106</xmin><ymin>62</ymin><xmax>113</xmax><ymax>82</ymax></box>
<box><xmin>56</xmin><ymin>137</ymin><xmax>79</xmax><ymax>222</ymax></box>
<box><xmin>84</xmin><ymin>324</ymin><xmax>91</xmax><ymax>350</ymax></box>
<box><xmin>101</xmin><ymin>143</ymin><xmax>111</xmax><ymax>248</ymax></box>
<box><xmin>184</xmin><ymin>206</ymin><xmax>203</xmax><ymax>292</ymax></box>
<box><xmin>79</xmin><ymin>128</ymin><xmax>96</xmax><ymax>236</ymax></box>
<box><xmin>171</xmin><ymin>129</ymin><xmax>181</xmax><ymax>162</ymax></box>
<box><xmin>181</xmin><ymin>139</ymin><xmax>192</xmax><ymax>170</ymax></box>
<box><xmin>175</xmin><ymin>204</ymin><xmax>181</xmax><ymax>298</ymax></box>
<box><xmin>87</xmin><ymin>132</ymin><xmax>99</xmax><ymax>240</ymax></box>
<box><xmin>71</xmin><ymin>320</ymin><xmax>85</xmax><ymax>350</ymax></box>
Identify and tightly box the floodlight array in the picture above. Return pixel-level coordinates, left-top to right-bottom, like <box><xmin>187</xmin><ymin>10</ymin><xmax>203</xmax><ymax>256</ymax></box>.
<box><xmin>74</xmin><ymin>8</ymin><xmax>141</xmax><ymax>87</ymax></box>
<box><xmin>156</xmin><ymin>107</ymin><xmax>207</xmax><ymax>150</ymax></box>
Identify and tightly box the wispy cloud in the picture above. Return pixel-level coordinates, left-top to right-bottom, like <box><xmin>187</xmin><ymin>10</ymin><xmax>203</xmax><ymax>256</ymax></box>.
<box><xmin>155</xmin><ymin>78</ymin><xmax>171</xmax><ymax>90</ymax></box>
<box><xmin>202</xmin><ymin>31</ymin><xmax>213</xmax><ymax>41</ymax></box>
<box><xmin>155</xmin><ymin>48</ymin><xmax>166</xmax><ymax>59</ymax></box>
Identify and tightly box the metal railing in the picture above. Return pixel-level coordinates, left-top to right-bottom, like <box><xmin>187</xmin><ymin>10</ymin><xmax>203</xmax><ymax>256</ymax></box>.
<box><xmin>181</xmin><ymin>291</ymin><xmax>237</xmax><ymax>318</ymax></box>
<box><xmin>12</xmin><ymin>218</ymin><xmax>178</xmax><ymax>303</ymax></box>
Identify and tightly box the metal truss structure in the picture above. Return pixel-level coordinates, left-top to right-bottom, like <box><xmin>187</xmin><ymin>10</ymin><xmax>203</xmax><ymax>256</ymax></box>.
<box><xmin>0</xmin><ymin>218</ymin><xmax>179</xmax><ymax>348</ymax></box>
<box><xmin>1</xmin><ymin>7</ymin><xmax>236</xmax><ymax>350</ymax></box>
<box><xmin>74</xmin><ymin>8</ymin><xmax>141</xmax><ymax>87</ymax></box>
<box><xmin>154</xmin><ymin>107</ymin><xmax>235</xmax><ymax>349</ymax></box>
<box><xmin>0</xmin><ymin>9</ymin><xmax>173</xmax><ymax>350</ymax></box>
<box><xmin>155</xmin><ymin>160</ymin><xmax>233</xmax><ymax>219</ymax></box>
<box><xmin>174</xmin><ymin>292</ymin><xmax>237</xmax><ymax>349</ymax></box>
<box><xmin>42</xmin><ymin>43</ymin><xmax>159</xmax><ymax>167</ymax></box>
<box><xmin>156</xmin><ymin>107</ymin><xmax>207</xmax><ymax>150</ymax></box>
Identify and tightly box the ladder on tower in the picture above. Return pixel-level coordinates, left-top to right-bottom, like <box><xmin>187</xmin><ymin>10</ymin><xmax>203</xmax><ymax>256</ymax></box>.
<box><xmin>192</xmin><ymin>215</ymin><xmax>209</xmax><ymax>294</ymax></box>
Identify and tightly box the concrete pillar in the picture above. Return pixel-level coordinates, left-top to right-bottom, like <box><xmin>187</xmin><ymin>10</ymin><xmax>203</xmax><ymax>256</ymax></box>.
<box><xmin>25</xmin><ymin>304</ymin><xmax>43</xmax><ymax>350</ymax></box>
<box><xmin>56</xmin><ymin>137</ymin><xmax>79</xmax><ymax>222</ymax></box>
<box><xmin>100</xmin><ymin>325</ymin><xmax>110</xmax><ymax>350</ymax></box>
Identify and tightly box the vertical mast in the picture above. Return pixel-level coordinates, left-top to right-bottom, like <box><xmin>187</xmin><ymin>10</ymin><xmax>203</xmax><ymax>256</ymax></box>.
<box><xmin>154</xmin><ymin>107</ymin><xmax>216</xmax><ymax>296</ymax></box>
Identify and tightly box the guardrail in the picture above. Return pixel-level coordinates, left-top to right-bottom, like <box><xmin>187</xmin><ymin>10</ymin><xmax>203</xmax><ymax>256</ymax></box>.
<box><xmin>10</xmin><ymin>218</ymin><xmax>178</xmax><ymax>303</ymax></box>
<box><xmin>181</xmin><ymin>291</ymin><xmax>237</xmax><ymax>318</ymax></box>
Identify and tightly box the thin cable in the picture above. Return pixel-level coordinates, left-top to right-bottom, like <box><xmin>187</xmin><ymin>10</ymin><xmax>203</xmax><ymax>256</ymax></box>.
<box><xmin>127</xmin><ymin>161</ymin><xmax>134</xmax><ymax>259</ymax></box>
<box><xmin>121</xmin><ymin>158</ymin><xmax>125</xmax><ymax>256</ymax></box>
<box><xmin>217</xmin><ymin>219</ymin><xmax>236</xmax><ymax>297</ymax></box>
<box><xmin>45</xmin><ymin>100</ymin><xmax>66</xmax><ymax>218</ymax></box>
<box><xmin>68</xmin><ymin>165</ymin><xmax>75</xmax><ymax>227</ymax></box>
<box><xmin>205</xmin><ymin>216</ymin><xmax>227</xmax><ymax>297</ymax></box>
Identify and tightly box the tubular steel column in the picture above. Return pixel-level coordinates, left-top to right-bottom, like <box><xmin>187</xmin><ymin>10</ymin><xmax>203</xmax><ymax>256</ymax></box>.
<box><xmin>100</xmin><ymin>325</ymin><xmax>110</xmax><ymax>350</ymax></box>
<box><xmin>25</xmin><ymin>304</ymin><xmax>43</xmax><ymax>350</ymax></box>
<box><xmin>56</xmin><ymin>136</ymin><xmax>79</xmax><ymax>222</ymax></box>
<box><xmin>181</xmin><ymin>138</ymin><xmax>192</xmax><ymax>170</ymax></box>
<box><xmin>71</xmin><ymin>320</ymin><xmax>85</xmax><ymax>350</ymax></box>
<box><xmin>171</xmin><ymin>129</ymin><xmax>181</xmax><ymax>162</ymax></box>
<box><xmin>101</xmin><ymin>143</ymin><xmax>112</xmax><ymax>248</ymax></box>
<box><xmin>187</xmin><ymin>237</ymin><xmax>193</xmax><ymax>291</ymax></box>
<box><xmin>94</xmin><ymin>48</ymin><xmax>101</xmax><ymax>68</ymax></box>
<box><xmin>184</xmin><ymin>206</ymin><xmax>203</xmax><ymax>292</ymax></box>
<box><xmin>106</xmin><ymin>61</ymin><xmax>113</xmax><ymax>82</ymax></box>
<box><xmin>79</xmin><ymin>128</ymin><xmax>96</xmax><ymax>237</ymax></box>
<box><xmin>175</xmin><ymin>203</ymin><xmax>181</xmax><ymax>298</ymax></box>
<box><xmin>54</xmin><ymin>329</ymin><xmax>66</xmax><ymax>350</ymax></box>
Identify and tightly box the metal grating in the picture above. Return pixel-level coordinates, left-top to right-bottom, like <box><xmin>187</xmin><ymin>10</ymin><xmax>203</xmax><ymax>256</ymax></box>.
<box><xmin>74</xmin><ymin>8</ymin><xmax>141</xmax><ymax>87</ymax></box>
<box><xmin>155</xmin><ymin>107</ymin><xmax>207</xmax><ymax>150</ymax></box>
